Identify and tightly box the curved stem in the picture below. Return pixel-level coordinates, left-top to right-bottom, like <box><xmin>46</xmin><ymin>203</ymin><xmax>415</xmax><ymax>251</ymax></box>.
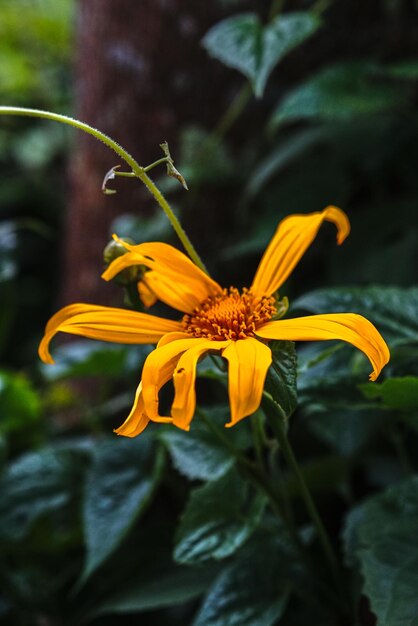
<box><xmin>0</xmin><ymin>106</ymin><xmax>207</xmax><ymax>273</ymax></box>
<box><xmin>262</xmin><ymin>394</ymin><xmax>340</xmax><ymax>580</ymax></box>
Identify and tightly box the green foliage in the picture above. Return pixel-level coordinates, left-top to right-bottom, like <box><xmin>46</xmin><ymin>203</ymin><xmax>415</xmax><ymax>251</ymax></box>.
<box><xmin>264</xmin><ymin>340</ymin><xmax>298</xmax><ymax>419</ymax></box>
<box><xmin>81</xmin><ymin>434</ymin><xmax>164</xmax><ymax>581</ymax></box>
<box><xmin>360</xmin><ymin>376</ymin><xmax>418</xmax><ymax>411</ymax></box>
<box><xmin>293</xmin><ymin>286</ymin><xmax>418</xmax><ymax>344</ymax></box>
<box><xmin>271</xmin><ymin>62</ymin><xmax>404</xmax><ymax>128</ymax></box>
<box><xmin>0</xmin><ymin>370</ymin><xmax>41</xmax><ymax>435</ymax></box>
<box><xmin>93</xmin><ymin>562</ymin><xmax>221</xmax><ymax>617</ymax></box>
<box><xmin>0</xmin><ymin>445</ymin><xmax>86</xmax><ymax>542</ymax></box>
<box><xmin>192</xmin><ymin>531</ymin><xmax>291</xmax><ymax>626</ymax></box>
<box><xmin>345</xmin><ymin>478</ymin><xmax>418</xmax><ymax>625</ymax></box>
<box><xmin>160</xmin><ymin>406</ymin><xmax>250</xmax><ymax>481</ymax></box>
<box><xmin>203</xmin><ymin>12</ymin><xmax>320</xmax><ymax>97</ymax></box>
<box><xmin>2</xmin><ymin>1</ymin><xmax>418</xmax><ymax>624</ymax></box>
<box><xmin>174</xmin><ymin>468</ymin><xmax>266</xmax><ymax>564</ymax></box>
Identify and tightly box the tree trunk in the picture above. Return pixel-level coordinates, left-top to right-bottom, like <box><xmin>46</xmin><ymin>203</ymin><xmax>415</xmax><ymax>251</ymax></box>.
<box><xmin>61</xmin><ymin>0</ymin><xmax>233</xmax><ymax>305</ymax></box>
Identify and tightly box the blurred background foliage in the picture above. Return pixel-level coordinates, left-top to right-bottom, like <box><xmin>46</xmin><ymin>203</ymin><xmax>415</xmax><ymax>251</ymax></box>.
<box><xmin>1</xmin><ymin>0</ymin><xmax>418</xmax><ymax>624</ymax></box>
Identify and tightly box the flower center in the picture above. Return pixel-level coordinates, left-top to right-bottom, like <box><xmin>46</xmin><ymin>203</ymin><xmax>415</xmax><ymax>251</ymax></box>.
<box><xmin>182</xmin><ymin>287</ymin><xmax>277</xmax><ymax>341</ymax></box>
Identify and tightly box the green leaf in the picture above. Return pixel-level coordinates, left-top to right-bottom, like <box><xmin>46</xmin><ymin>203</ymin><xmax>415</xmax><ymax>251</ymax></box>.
<box><xmin>307</xmin><ymin>409</ymin><xmax>381</xmax><ymax>457</ymax></box>
<box><xmin>344</xmin><ymin>477</ymin><xmax>418</xmax><ymax>625</ymax></box>
<box><xmin>192</xmin><ymin>532</ymin><xmax>290</xmax><ymax>626</ymax></box>
<box><xmin>293</xmin><ymin>286</ymin><xmax>418</xmax><ymax>344</ymax></box>
<box><xmin>271</xmin><ymin>62</ymin><xmax>403</xmax><ymax>128</ymax></box>
<box><xmin>81</xmin><ymin>435</ymin><xmax>163</xmax><ymax>581</ymax></box>
<box><xmin>93</xmin><ymin>563</ymin><xmax>220</xmax><ymax>616</ymax></box>
<box><xmin>40</xmin><ymin>341</ymin><xmax>151</xmax><ymax>381</ymax></box>
<box><xmin>0</xmin><ymin>370</ymin><xmax>41</xmax><ymax>434</ymax></box>
<box><xmin>244</xmin><ymin>127</ymin><xmax>324</xmax><ymax>201</ymax></box>
<box><xmin>385</xmin><ymin>60</ymin><xmax>418</xmax><ymax>80</ymax></box>
<box><xmin>359</xmin><ymin>376</ymin><xmax>418</xmax><ymax>411</ymax></box>
<box><xmin>174</xmin><ymin>468</ymin><xmax>266</xmax><ymax>565</ymax></box>
<box><xmin>0</xmin><ymin>447</ymin><xmax>85</xmax><ymax>541</ymax></box>
<box><xmin>264</xmin><ymin>341</ymin><xmax>297</xmax><ymax>419</ymax></box>
<box><xmin>160</xmin><ymin>406</ymin><xmax>250</xmax><ymax>481</ymax></box>
<box><xmin>203</xmin><ymin>12</ymin><xmax>320</xmax><ymax>97</ymax></box>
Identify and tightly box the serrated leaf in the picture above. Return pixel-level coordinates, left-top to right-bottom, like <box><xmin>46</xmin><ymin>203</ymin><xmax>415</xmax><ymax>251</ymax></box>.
<box><xmin>160</xmin><ymin>406</ymin><xmax>250</xmax><ymax>481</ymax></box>
<box><xmin>192</xmin><ymin>532</ymin><xmax>290</xmax><ymax>626</ymax></box>
<box><xmin>81</xmin><ymin>435</ymin><xmax>163</xmax><ymax>581</ymax></box>
<box><xmin>264</xmin><ymin>340</ymin><xmax>297</xmax><ymax>418</ymax></box>
<box><xmin>344</xmin><ymin>477</ymin><xmax>418</xmax><ymax>625</ymax></box>
<box><xmin>271</xmin><ymin>62</ymin><xmax>403</xmax><ymax>128</ymax></box>
<box><xmin>293</xmin><ymin>286</ymin><xmax>418</xmax><ymax>344</ymax></box>
<box><xmin>203</xmin><ymin>12</ymin><xmax>320</xmax><ymax>97</ymax></box>
<box><xmin>174</xmin><ymin>468</ymin><xmax>266</xmax><ymax>565</ymax></box>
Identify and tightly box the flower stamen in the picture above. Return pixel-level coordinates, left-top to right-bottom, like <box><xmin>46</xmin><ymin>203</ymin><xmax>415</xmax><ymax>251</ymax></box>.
<box><xmin>182</xmin><ymin>287</ymin><xmax>276</xmax><ymax>341</ymax></box>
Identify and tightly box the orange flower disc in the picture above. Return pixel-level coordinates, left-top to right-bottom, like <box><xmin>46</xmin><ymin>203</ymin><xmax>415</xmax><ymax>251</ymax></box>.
<box><xmin>182</xmin><ymin>287</ymin><xmax>277</xmax><ymax>341</ymax></box>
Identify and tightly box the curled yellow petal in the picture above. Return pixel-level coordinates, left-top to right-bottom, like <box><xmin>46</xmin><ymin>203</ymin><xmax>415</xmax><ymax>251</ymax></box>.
<box><xmin>114</xmin><ymin>382</ymin><xmax>150</xmax><ymax>437</ymax></box>
<box><xmin>141</xmin><ymin>338</ymin><xmax>207</xmax><ymax>421</ymax></box>
<box><xmin>102</xmin><ymin>238</ymin><xmax>222</xmax><ymax>313</ymax></box>
<box><xmin>222</xmin><ymin>338</ymin><xmax>272</xmax><ymax>426</ymax></box>
<box><xmin>256</xmin><ymin>313</ymin><xmax>390</xmax><ymax>381</ymax></box>
<box><xmin>251</xmin><ymin>207</ymin><xmax>350</xmax><ymax>296</ymax></box>
<box><xmin>38</xmin><ymin>303</ymin><xmax>182</xmax><ymax>364</ymax></box>
<box><xmin>172</xmin><ymin>340</ymin><xmax>229</xmax><ymax>431</ymax></box>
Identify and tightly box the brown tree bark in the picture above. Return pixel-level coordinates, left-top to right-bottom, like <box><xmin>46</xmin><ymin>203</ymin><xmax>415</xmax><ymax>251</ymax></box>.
<box><xmin>61</xmin><ymin>0</ymin><xmax>236</xmax><ymax>305</ymax></box>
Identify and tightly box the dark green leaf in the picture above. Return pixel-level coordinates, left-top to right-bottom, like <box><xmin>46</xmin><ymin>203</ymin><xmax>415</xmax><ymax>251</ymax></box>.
<box><xmin>385</xmin><ymin>61</ymin><xmax>418</xmax><ymax>80</ymax></box>
<box><xmin>93</xmin><ymin>563</ymin><xmax>220</xmax><ymax>616</ymax></box>
<box><xmin>192</xmin><ymin>532</ymin><xmax>290</xmax><ymax>626</ymax></box>
<box><xmin>81</xmin><ymin>434</ymin><xmax>164</xmax><ymax>581</ymax></box>
<box><xmin>271</xmin><ymin>62</ymin><xmax>403</xmax><ymax>128</ymax></box>
<box><xmin>244</xmin><ymin>127</ymin><xmax>324</xmax><ymax>201</ymax></box>
<box><xmin>0</xmin><ymin>447</ymin><xmax>84</xmax><ymax>541</ymax></box>
<box><xmin>40</xmin><ymin>340</ymin><xmax>150</xmax><ymax>381</ymax></box>
<box><xmin>359</xmin><ymin>376</ymin><xmax>418</xmax><ymax>411</ymax></box>
<box><xmin>293</xmin><ymin>286</ymin><xmax>418</xmax><ymax>344</ymax></box>
<box><xmin>203</xmin><ymin>12</ymin><xmax>320</xmax><ymax>97</ymax></box>
<box><xmin>160</xmin><ymin>406</ymin><xmax>250</xmax><ymax>481</ymax></box>
<box><xmin>307</xmin><ymin>409</ymin><xmax>381</xmax><ymax>457</ymax></box>
<box><xmin>344</xmin><ymin>477</ymin><xmax>418</xmax><ymax>625</ymax></box>
<box><xmin>174</xmin><ymin>468</ymin><xmax>266</xmax><ymax>565</ymax></box>
<box><xmin>264</xmin><ymin>341</ymin><xmax>297</xmax><ymax>419</ymax></box>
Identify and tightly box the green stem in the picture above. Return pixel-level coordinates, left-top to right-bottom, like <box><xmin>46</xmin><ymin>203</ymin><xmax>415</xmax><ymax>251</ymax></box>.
<box><xmin>251</xmin><ymin>411</ymin><xmax>268</xmax><ymax>476</ymax></box>
<box><xmin>0</xmin><ymin>106</ymin><xmax>207</xmax><ymax>273</ymax></box>
<box><xmin>263</xmin><ymin>394</ymin><xmax>340</xmax><ymax>581</ymax></box>
<box><xmin>212</xmin><ymin>84</ymin><xmax>252</xmax><ymax>144</ymax></box>
<box><xmin>143</xmin><ymin>157</ymin><xmax>169</xmax><ymax>172</ymax></box>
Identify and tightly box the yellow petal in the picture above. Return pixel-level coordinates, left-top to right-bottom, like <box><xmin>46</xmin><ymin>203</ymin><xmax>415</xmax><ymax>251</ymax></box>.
<box><xmin>102</xmin><ymin>238</ymin><xmax>222</xmax><ymax>313</ymax></box>
<box><xmin>138</xmin><ymin>281</ymin><xmax>157</xmax><ymax>308</ymax></box>
<box><xmin>157</xmin><ymin>332</ymin><xmax>191</xmax><ymax>348</ymax></box>
<box><xmin>251</xmin><ymin>207</ymin><xmax>350</xmax><ymax>296</ymax></box>
<box><xmin>256</xmin><ymin>313</ymin><xmax>390</xmax><ymax>381</ymax></box>
<box><xmin>114</xmin><ymin>382</ymin><xmax>150</xmax><ymax>437</ymax></box>
<box><xmin>141</xmin><ymin>338</ymin><xmax>207</xmax><ymax>421</ymax></box>
<box><xmin>172</xmin><ymin>340</ymin><xmax>229</xmax><ymax>431</ymax></box>
<box><xmin>222</xmin><ymin>338</ymin><xmax>272</xmax><ymax>427</ymax></box>
<box><xmin>38</xmin><ymin>303</ymin><xmax>182</xmax><ymax>364</ymax></box>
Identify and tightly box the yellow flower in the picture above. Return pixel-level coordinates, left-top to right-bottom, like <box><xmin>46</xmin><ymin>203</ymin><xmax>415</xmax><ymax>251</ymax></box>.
<box><xmin>39</xmin><ymin>207</ymin><xmax>390</xmax><ymax>436</ymax></box>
